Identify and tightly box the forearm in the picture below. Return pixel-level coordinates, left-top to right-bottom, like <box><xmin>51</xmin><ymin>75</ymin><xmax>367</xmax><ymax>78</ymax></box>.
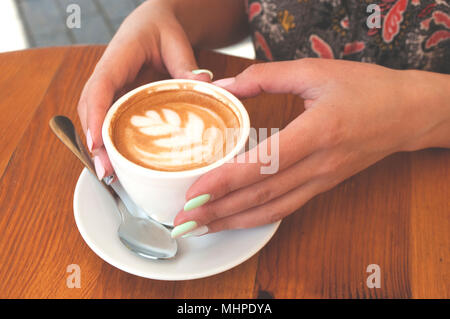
<box><xmin>402</xmin><ymin>70</ymin><xmax>450</xmax><ymax>151</ymax></box>
<box><xmin>150</xmin><ymin>0</ymin><xmax>249</xmax><ymax>48</ymax></box>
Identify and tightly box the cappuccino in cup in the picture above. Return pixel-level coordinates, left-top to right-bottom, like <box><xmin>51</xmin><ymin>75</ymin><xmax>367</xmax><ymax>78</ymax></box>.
<box><xmin>102</xmin><ymin>80</ymin><xmax>250</xmax><ymax>226</ymax></box>
<box><xmin>110</xmin><ymin>87</ymin><xmax>240</xmax><ymax>172</ymax></box>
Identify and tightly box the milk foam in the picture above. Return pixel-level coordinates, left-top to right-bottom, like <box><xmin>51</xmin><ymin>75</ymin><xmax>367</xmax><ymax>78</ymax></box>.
<box><xmin>111</xmin><ymin>88</ymin><xmax>241</xmax><ymax>171</ymax></box>
<box><xmin>128</xmin><ymin>103</ymin><xmax>230</xmax><ymax>170</ymax></box>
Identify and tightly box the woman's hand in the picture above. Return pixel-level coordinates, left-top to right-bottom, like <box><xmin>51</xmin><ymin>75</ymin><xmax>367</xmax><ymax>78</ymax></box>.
<box><xmin>77</xmin><ymin>0</ymin><xmax>215</xmax><ymax>181</ymax></box>
<box><xmin>171</xmin><ymin>58</ymin><xmax>450</xmax><ymax>238</ymax></box>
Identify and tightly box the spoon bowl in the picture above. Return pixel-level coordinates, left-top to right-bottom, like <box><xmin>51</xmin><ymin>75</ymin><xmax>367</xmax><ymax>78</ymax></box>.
<box><xmin>115</xmin><ymin>197</ymin><xmax>177</xmax><ymax>259</ymax></box>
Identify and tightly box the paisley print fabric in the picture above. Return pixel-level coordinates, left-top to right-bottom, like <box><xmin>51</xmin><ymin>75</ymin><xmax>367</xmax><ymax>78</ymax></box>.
<box><xmin>246</xmin><ymin>0</ymin><xmax>450</xmax><ymax>74</ymax></box>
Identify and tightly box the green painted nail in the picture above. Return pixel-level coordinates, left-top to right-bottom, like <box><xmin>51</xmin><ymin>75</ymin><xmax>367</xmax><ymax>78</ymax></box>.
<box><xmin>171</xmin><ymin>221</ymin><xmax>198</xmax><ymax>238</ymax></box>
<box><xmin>184</xmin><ymin>194</ymin><xmax>211</xmax><ymax>211</ymax></box>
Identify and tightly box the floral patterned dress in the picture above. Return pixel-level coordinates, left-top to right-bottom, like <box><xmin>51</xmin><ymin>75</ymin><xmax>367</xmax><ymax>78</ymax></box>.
<box><xmin>247</xmin><ymin>0</ymin><xmax>450</xmax><ymax>73</ymax></box>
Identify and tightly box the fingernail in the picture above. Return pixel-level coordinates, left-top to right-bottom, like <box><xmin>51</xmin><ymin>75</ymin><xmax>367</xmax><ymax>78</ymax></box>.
<box><xmin>213</xmin><ymin>77</ymin><xmax>235</xmax><ymax>87</ymax></box>
<box><xmin>86</xmin><ymin>129</ymin><xmax>93</xmax><ymax>152</ymax></box>
<box><xmin>192</xmin><ymin>69</ymin><xmax>214</xmax><ymax>80</ymax></box>
<box><xmin>171</xmin><ymin>221</ymin><xmax>198</xmax><ymax>238</ymax></box>
<box><xmin>182</xmin><ymin>225</ymin><xmax>209</xmax><ymax>238</ymax></box>
<box><xmin>184</xmin><ymin>194</ymin><xmax>211</xmax><ymax>211</ymax></box>
<box><xmin>103</xmin><ymin>174</ymin><xmax>115</xmax><ymax>185</ymax></box>
<box><xmin>94</xmin><ymin>156</ymin><xmax>105</xmax><ymax>180</ymax></box>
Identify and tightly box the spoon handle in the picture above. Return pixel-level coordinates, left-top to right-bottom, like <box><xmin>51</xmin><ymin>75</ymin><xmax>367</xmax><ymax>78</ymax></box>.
<box><xmin>49</xmin><ymin>115</ymin><xmax>117</xmax><ymax>199</ymax></box>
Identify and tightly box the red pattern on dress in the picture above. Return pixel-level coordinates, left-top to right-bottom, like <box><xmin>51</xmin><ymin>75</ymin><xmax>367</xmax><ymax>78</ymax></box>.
<box><xmin>425</xmin><ymin>30</ymin><xmax>450</xmax><ymax>49</ymax></box>
<box><xmin>382</xmin><ymin>0</ymin><xmax>409</xmax><ymax>43</ymax></box>
<box><xmin>343</xmin><ymin>42</ymin><xmax>366</xmax><ymax>55</ymax></box>
<box><xmin>310</xmin><ymin>35</ymin><xmax>334</xmax><ymax>59</ymax></box>
<box><xmin>248</xmin><ymin>2</ymin><xmax>262</xmax><ymax>21</ymax></box>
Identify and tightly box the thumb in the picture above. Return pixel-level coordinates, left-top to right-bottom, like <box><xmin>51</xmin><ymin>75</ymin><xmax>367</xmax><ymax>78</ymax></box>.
<box><xmin>160</xmin><ymin>27</ymin><xmax>213</xmax><ymax>82</ymax></box>
<box><xmin>213</xmin><ymin>59</ymin><xmax>325</xmax><ymax>99</ymax></box>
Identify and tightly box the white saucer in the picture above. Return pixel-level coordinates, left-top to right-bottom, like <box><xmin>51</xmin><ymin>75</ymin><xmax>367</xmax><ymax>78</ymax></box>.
<box><xmin>73</xmin><ymin>168</ymin><xmax>281</xmax><ymax>280</ymax></box>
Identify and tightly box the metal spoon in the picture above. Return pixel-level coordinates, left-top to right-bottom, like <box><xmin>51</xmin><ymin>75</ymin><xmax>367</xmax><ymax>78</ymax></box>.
<box><xmin>49</xmin><ymin>115</ymin><xmax>177</xmax><ymax>260</ymax></box>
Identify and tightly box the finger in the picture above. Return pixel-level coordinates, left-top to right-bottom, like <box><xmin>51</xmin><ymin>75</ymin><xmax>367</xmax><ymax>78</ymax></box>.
<box><xmin>80</xmin><ymin>19</ymin><xmax>149</xmax><ymax>150</ymax></box>
<box><xmin>213</xmin><ymin>59</ymin><xmax>327</xmax><ymax>101</ymax></box>
<box><xmin>82</xmin><ymin>73</ymin><xmax>116</xmax><ymax>152</ymax></box>
<box><xmin>159</xmin><ymin>25</ymin><xmax>213</xmax><ymax>82</ymax></box>
<box><xmin>80</xmin><ymin>65</ymin><xmax>135</xmax><ymax>180</ymax></box>
<box><xmin>185</xmin><ymin>106</ymin><xmax>327</xmax><ymax>202</ymax></box>
<box><xmin>205</xmin><ymin>178</ymin><xmax>326</xmax><ymax>234</ymax></box>
<box><xmin>91</xmin><ymin>146</ymin><xmax>115</xmax><ymax>181</ymax></box>
<box><xmin>78</xmin><ymin>83</ymin><xmax>89</xmax><ymax>134</ymax></box>
<box><xmin>174</xmin><ymin>150</ymin><xmax>323</xmax><ymax>226</ymax></box>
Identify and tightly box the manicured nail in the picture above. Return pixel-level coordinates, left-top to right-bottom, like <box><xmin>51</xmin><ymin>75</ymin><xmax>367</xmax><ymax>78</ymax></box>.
<box><xmin>192</xmin><ymin>69</ymin><xmax>214</xmax><ymax>80</ymax></box>
<box><xmin>213</xmin><ymin>77</ymin><xmax>235</xmax><ymax>87</ymax></box>
<box><xmin>171</xmin><ymin>221</ymin><xmax>198</xmax><ymax>238</ymax></box>
<box><xmin>182</xmin><ymin>225</ymin><xmax>209</xmax><ymax>238</ymax></box>
<box><xmin>184</xmin><ymin>194</ymin><xmax>211</xmax><ymax>211</ymax></box>
<box><xmin>86</xmin><ymin>129</ymin><xmax>93</xmax><ymax>152</ymax></box>
<box><xmin>93</xmin><ymin>156</ymin><xmax>105</xmax><ymax>180</ymax></box>
<box><xmin>103</xmin><ymin>174</ymin><xmax>115</xmax><ymax>185</ymax></box>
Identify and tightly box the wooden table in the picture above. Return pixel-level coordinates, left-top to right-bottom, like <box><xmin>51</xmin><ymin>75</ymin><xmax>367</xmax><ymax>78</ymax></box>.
<box><xmin>0</xmin><ymin>46</ymin><xmax>448</xmax><ymax>299</ymax></box>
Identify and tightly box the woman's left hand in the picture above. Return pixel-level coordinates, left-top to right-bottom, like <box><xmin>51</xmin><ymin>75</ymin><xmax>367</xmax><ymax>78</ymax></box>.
<box><xmin>171</xmin><ymin>58</ymin><xmax>450</xmax><ymax>238</ymax></box>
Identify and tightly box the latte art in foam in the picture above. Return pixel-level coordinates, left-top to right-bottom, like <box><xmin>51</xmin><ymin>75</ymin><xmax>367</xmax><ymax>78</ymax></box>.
<box><xmin>130</xmin><ymin>103</ymin><xmax>232</xmax><ymax>170</ymax></box>
<box><xmin>111</xmin><ymin>89</ymin><xmax>241</xmax><ymax>171</ymax></box>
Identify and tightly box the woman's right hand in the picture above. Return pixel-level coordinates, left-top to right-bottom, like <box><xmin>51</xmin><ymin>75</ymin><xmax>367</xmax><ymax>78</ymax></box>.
<box><xmin>77</xmin><ymin>0</ymin><xmax>213</xmax><ymax>181</ymax></box>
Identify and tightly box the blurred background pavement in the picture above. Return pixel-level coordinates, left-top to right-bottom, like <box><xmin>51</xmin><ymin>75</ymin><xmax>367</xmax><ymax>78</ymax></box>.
<box><xmin>0</xmin><ymin>0</ymin><xmax>255</xmax><ymax>58</ymax></box>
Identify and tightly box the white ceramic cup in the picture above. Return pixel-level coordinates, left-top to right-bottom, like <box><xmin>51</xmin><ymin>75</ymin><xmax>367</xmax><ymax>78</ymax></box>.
<box><xmin>102</xmin><ymin>79</ymin><xmax>250</xmax><ymax>226</ymax></box>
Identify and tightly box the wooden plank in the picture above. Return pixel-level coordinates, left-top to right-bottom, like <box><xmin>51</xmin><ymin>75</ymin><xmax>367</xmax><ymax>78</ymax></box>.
<box><xmin>410</xmin><ymin>149</ymin><xmax>450</xmax><ymax>298</ymax></box>
<box><xmin>0</xmin><ymin>47</ymin><xmax>68</xmax><ymax>177</ymax></box>
<box><xmin>0</xmin><ymin>46</ymin><xmax>104</xmax><ymax>298</ymax></box>
<box><xmin>255</xmin><ymin>153</ymin><xmax>414</xmax><ymax>298</ymax></box>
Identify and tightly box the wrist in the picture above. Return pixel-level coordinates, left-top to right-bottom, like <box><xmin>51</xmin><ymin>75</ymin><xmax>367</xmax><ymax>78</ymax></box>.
<box><xmin>401</xmin><ymin>70</ymin><xmax>450</xmax><ymax>151</ymax></box>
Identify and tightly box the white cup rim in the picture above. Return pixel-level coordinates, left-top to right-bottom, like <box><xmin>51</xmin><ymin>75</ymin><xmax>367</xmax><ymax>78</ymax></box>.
<box><xmin>102</xmin><ymin>79</ymin><xmax>250</xmax><ymax>179</ymax></box>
